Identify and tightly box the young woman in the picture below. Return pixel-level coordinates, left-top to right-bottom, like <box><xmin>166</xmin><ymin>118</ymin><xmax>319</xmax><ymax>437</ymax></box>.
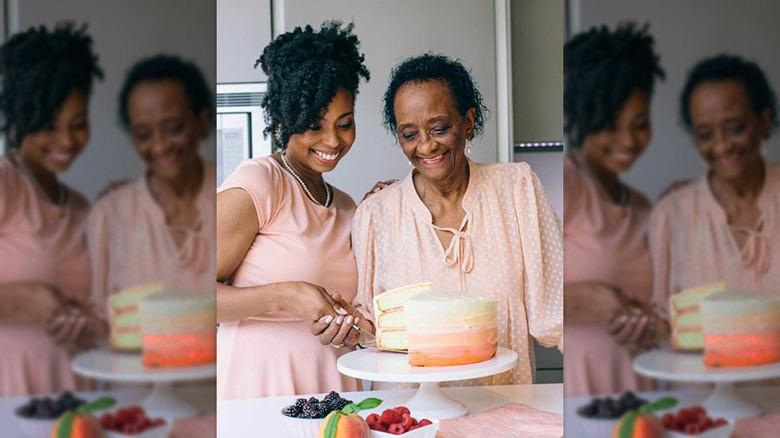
<box><xmin>216</xmin><ymin>22</ymin><xmax>371</xmax><ymax>399</ymax></box>
<box><xmin>0</xmin><ymin>23</ymin><xmax>103</xmax><ymax>396</ymax></box>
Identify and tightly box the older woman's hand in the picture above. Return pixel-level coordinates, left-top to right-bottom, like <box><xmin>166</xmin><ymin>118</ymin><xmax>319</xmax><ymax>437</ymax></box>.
<box><xmin>607</xmin><ymin>311</ymin><xmax>653</xmax><ymax>348</ymax></box>
<box><xmin>310</xmin><ymin>292</ymin><xmax>373</xmax><ymax>348</ymax></box>
<box><xmin>281</xmin><ymin>281</ymin><xmax>347</xmax><ymax>324</ymax></box>
<box><xmin>361</xmin><ymin>179</ymin><xmax>399</xmax><ymax>203</ymax></box>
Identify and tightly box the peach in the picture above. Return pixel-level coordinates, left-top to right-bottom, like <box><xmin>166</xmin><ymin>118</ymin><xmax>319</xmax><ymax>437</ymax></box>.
<box><xmin>51</xmin><ymin>412</ymin><xmax>102</xmax><ymax>438</ymax></box>
<box><xmin>318</xmin><ymin>411</ymin><xmax>371</xmax><ymax>438</ymax></box>
<box><xmin>613</xmin><ymin>412</ymin><xmax>664</xmax><ymax>438</ymax></box>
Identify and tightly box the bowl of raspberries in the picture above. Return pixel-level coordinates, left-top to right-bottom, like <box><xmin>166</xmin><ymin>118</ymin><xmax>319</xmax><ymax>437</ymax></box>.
<box><xmin>14</xmin><ymin>391</ymin><xmax>87</xmax><ymax>438</ymax></box>
<box><xmin>364</xmin><ymin>406</ymin><xmax>438</xmax><ymax>437</ymax></box>
<box><xmin>575</xmin><ymin>391</ymin><xmax>649</xmax><ymax>438</ymax></box>
<box><xmin>661</xmin><ymin>406</ymin><xmax>733</xmax><ymax>438</ymax></box>
<box><xmin>100</xmin><ymin>405</ymin><xmax>171</xmax><ymax>438</ymax></box>
<box><xmin>281</xmin><ymin>391</ymin><xmax>353</xmax><ymax>438</ymax></box>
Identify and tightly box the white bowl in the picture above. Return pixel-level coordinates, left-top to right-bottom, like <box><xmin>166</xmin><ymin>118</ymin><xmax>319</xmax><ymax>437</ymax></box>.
<box><xmin>15</xmin><ymin>414</ymin><xmax>59</xmax><ymax>438</ymax></box>
<box><xmin>103</xmin><ymin>420</ymin><xmax>172</xmax><ymax>438</ymax></box>
<box><xmin>666</xmin><ymin>419</ymin><xmax>734</xmax><ymax>438</ymax></box>
<box><xmin>280</xmin><ymin>408</ymin><xmax>328</xmax><ymax>438</ymax></box>
<box><xmin>369</xmin><ymin>419</ymin><xmax>440</xmax><ymax>438</ymax></box>
<box><xmin>575</xmin><ymin>412</ymin><xmax>622</xmax><ymax>438</ymax></box>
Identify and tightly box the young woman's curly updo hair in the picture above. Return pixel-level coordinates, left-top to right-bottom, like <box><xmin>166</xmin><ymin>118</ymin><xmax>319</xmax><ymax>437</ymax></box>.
<box><xmin>680</xmin><ymin>54</ymin><xmax>778</xmax><ymax>134</ymax></box>
<box><xmin>257</xmin><ymin>21</ymin><xmax>370</xmax><ymax>151</ymax></box>
<box><xmin>382</xmin><ymin>53</ymin><xmax>487</xmax><ymax>139</ymax></box>
<box><xmin>564</xmin><ymin>22</ymin><xmax>665</xmax><ymax>149</ymax></box>
<box><xmin>0</xmin><ymin>22</ymin><xmax>103</xmax><ymax>149</ymax></box>
<box><xmin>118</xmin><ymin>54</ymin><xmax>214</xmax><ymax>131</ymax></box>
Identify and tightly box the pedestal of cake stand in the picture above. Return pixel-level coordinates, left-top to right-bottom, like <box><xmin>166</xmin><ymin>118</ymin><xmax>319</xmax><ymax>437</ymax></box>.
<box><xmin>337</xmin><ymin>347</ymin><xmax>518</xmax><ymax>419</ymax></box>
<box><xmin>72</xmin><ymin>349</ymin><xmax>216</xmax><ymax>419</ymax></box>
<box><xmin>634</xmin><ymin>349</ymin><xmax>780</xmax><ymax>418</ymax></box>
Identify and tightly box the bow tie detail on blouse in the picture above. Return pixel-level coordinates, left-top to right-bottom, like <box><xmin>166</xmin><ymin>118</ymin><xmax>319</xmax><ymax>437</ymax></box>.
<box><xmin>429</xmin><ymin>222</ymin><xmax>474</xmax><ymax>292</ymax></box>
<box><xmin>730</xmin><ymin>214</ymin><xmax>770</xmax><ymax>278</ymax></box>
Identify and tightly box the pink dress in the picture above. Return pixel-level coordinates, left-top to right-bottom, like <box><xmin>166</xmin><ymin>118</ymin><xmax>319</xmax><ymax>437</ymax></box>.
<box><xmin>352</xmin><ymin>160</ymin><xmax>563</xmax><ymax>389</ymax></box>
<box><xmin>216</xmin><ymin>156</ymin><xmax>359</xmax><ymax>400</ymax></box>
<box><xmin>648</xmin><ymin>160</ymin><xmax>780</xmax><ymax>317</ymax></box>
<box><xmin>563</xmin><ymin>156</ymin><xmax>656</xmax><ymax>397</ymax></box>
<box><xmin>86</xmin><ymin>160</ymin><xmax>217</xmax><ymax>322</ymax></box>
<box><xmin>0</xmin><ymin>157</ymin><xmax>91</xmax><ymax>396</ymax></box>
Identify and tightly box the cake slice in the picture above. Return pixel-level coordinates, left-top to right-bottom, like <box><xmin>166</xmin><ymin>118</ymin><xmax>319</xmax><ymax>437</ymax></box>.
<box><xmin>107</xmin><ymin>283</ymin><xmax>166</xmax><ymax>351</ymax></box>
<box><xmin>701</xmin><ymin>290</ymin><xmax>780</xmax><ymax>368</ymax></box>
<box><xmin>669</xmin><ymin>283</ymin><xmax>725</xmax><ymax>351</ymax></box>
<box><xmin>372</xmin><ymin>283</ymin><xmax>432</xmax><ymax>351</ymax></box>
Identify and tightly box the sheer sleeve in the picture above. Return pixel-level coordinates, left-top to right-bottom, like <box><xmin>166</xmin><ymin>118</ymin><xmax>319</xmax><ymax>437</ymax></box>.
<box><xmin>516</xmin><ymin>164</ymin><xmax>564</xmax><ymax>353</ymax></box>
<box><xmin>85</xmin><ymin>201</ymin><xmax>111</xmax><ymax>322</ymax></box>
<box><xmin>351</xmin><ymin>202</ymin><xmax>376</xmax><ymax>318</ymax></box>
<box><xmin>647</xmin><ymin>204</ymin><xmax>673</xmax><ymax>322</ymax></box>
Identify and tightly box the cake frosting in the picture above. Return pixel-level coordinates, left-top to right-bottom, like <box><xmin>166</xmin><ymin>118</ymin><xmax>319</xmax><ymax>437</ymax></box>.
<box><xmin>138</xmin><ymin>291</ymin><xmax>216</xmax><ymax>368</ymax></box>
<box><xmin>669</xmin><ymin>283</ymin><xmax>726</xmax><ymax>351</ymax></box>
<box><xmin>404</xmin><ymin>290</ymin><xmax>498</xmax><ymax>367</ymax></box>
<box><xmin>107</xmin><ymin>283</ymin><xmax>166</xmax><ymax>351</ymax></box>
<box><xmin>700</xmin><ymin>290</ymin><xmax>780</xmax><ymax>368</ymax></box>
<box><xmin>373</xmin><ymin>283</ymin><xmax>432</xmax><ymax>350</ymax></box>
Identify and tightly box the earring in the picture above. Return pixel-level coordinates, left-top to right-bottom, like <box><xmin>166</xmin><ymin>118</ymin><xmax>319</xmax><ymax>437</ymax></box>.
<box><xmin>466</xmin><ymin>140</ymin><xmax>472</xmax><ymax>155</ymax></box>
<box><xmin>408</xmin><ymin>160</ymin><xmax>412</xmax><ymax>166</ymax></box>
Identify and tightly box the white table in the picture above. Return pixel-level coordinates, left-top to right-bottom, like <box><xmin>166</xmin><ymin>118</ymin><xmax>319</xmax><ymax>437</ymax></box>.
<box><xmin>0</xmin><ymin>385</ymin><xmax>215</xmax><ymax>438</ymax></box>
<box><xmin>564</xmin><ymin>387</ymin><xmax>780</xmax><ymax>438</ymax></box>
<box><xmin>217</xmin><ymin>383</ymin><xmax>562</xmax><ymax>438</ymax></box>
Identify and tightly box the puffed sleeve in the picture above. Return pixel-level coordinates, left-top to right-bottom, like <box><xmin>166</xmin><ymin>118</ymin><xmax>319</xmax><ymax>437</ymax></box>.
<box><xmin>351</xmin><ymin>201</ymin><xmax>376</xmax><ymax>318</ymax></box>
<box><xmin>85</xmin><ymin>200</ymin><xmax>111</xmax><ymax>322</ymax></box>
<box><xmin>516</xmin><ymin>163</ymin><xmax>564</xmax><ymax>353</ymax></box>
<box><xmin>218</xmin><ymin>158</ymin><xmax>285</xmax><ymax>230</ymax></box>
<box><xmin>647</xmin><ymin>203</ymin><xmax>672</xmax><ymax>322</ymax></box>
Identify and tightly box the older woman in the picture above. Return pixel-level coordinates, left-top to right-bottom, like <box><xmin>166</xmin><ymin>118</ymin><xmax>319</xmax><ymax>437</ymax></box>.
<box><xmin>352</xmin><ymin>54</ymin><xmax>563</xmax><ymax>388</ymax></box>
<box><xmin>86</xmin><ymin>55</ymin><xmax>215</xmax><ymax>338</ymax></box>
<box><xmin>649</xmin><ymin>55</ymin><xmax>780</xmax><ymax>320</ymax></box>
<box><xmin>0</xmin><ymin>23</ymin><xmax>103</xmax><ymax>396</ymax></box>
<box><xmin>563</xmin><ymin>23</ymin><xmax>665</xmax><ymax>397</ymax></box>
<box><xmin>216</xmin><ymin>22</ymin><xmax>373</xmax><ymax>400</ymax></box>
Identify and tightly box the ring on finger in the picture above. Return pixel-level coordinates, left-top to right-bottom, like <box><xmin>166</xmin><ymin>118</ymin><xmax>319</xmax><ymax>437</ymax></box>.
<box><xmin>331</xmin><ymin>343</ymin><xmax>344</xmax><ymax>348</ymax></box>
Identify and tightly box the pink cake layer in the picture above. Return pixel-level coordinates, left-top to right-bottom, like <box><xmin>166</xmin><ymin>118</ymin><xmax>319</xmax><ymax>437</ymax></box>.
<box><xmin>408</xmin><ymin>327</ymin><xmax>497</xmax><ymax>367</ymax></box>
<box><xmin>703</xmin><ymin>331</ymin><xmax>780</xmax><ymax>368</ymax></box>
<box><xmin>142</xmin><ymin>332</ymin><xmax>216</xmax><ymax>368</ymax></box>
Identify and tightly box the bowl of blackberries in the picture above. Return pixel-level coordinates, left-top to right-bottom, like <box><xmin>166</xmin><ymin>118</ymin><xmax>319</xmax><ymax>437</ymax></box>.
<box><xmin>281</xmin><ymin>391</ymin><xmax>353</xmax><ymax>438</ymax></box>
<box><xmin>576</xmin><ymin>391</ymin><xmax>649</xmax><ymax>438</ymax></box>
<box><xmin>15</xmin><ymin>391</ymin><xmax>87</xmax><ymax>438</ymax></box>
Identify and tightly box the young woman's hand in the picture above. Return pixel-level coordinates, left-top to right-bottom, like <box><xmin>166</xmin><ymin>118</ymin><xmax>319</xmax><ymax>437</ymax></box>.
<box><xmin>280</xmin><ymin>281</ymin><xmax>346</xmax><ymax>324</ymax></box>
<box><xmin>361</xmin><ymin>179</ymin><xmax>398</xmax><ymax>203</ymax></box>
<box><xmin>310</xmin><ymin>292</ymin><xmax>373</xmax><ymax>348</ymax></box>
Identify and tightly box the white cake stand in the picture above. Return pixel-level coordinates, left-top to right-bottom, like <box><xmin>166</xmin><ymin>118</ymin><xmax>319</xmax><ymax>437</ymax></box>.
<box><xmin>72</xmin><ymin>349</ymin><xmax>216</xmax><ymax>418</ymax></box>
<box><xmin>337</xmin><ymin>347</ymin><xmax>518</xmax><ymax>419</ymax></box>
<box><xmin>633</xmin><ymin>349</ymin><xmax>780</xmax><ymax>418</ymax></box>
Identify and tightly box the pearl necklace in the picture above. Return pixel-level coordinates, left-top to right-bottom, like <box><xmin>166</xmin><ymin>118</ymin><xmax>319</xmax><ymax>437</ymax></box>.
<box><xmin>280</xmin><ymin>152</ymin><xmax>331</xmax><ymax>207</ymax></box>
<box><xmin>13</xmin><ymin>154</ymin><xmax>66</xmax><ymax>207</ymax></box>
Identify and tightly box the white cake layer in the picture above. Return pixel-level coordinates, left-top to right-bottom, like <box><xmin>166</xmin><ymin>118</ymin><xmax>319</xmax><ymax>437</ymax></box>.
<box><xmin>404</xmin><ymin>290</ymin><xmax>497</xmax><ymax>318</ymax></box>
<box><xmin>700</xmin><ymin>290</ymin><xmax>780</xmax><ymax>315</ymax></box>
<box><xmin>139</xmin><ymin>290</ymin><xmax>216</xmax><ymax>317</ymax></box>
<box><xmin>373</xmin><ymin>282</ymin><xmax>432</xmax><ymax>313</ymax></box>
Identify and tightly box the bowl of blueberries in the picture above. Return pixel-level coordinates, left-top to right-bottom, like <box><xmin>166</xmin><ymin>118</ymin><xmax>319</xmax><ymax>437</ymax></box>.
<box><xmin>575</xmin><ymin>391</ymin><xmax>649</xmax><ymax>438</ymax></box>
<box><xmin>14</xmin><ymin>391</ymin><xmax>87</xmax><ymax>438</ymax></box>
<box><xmin>280</xmin><ymin>391</ymin><xmax>353</xmax><ymax>438</ymax></box>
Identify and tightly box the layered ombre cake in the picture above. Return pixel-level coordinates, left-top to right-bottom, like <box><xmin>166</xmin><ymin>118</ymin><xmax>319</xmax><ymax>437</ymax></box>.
<box><xmin>139</xmin><ymin>291</ymin><xmax>217</xmax><ymax>368</ymax></box>
<box><xmin>404</xmin><ymin>291</ymin><xmax>498</xmax><ymax>367</ymax></box>
<box><xmin>700</xmin><ymin>290</ymin><xmax>780</xmax><ymax>368</ymax></box>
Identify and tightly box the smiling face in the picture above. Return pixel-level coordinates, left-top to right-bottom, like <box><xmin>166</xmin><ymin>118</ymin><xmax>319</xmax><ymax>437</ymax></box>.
<box><xmin>394</xmin><ymin>80</ymin><xmax>474</xmax><ymax>183</ymax></box>
<box><xmin>688</xmin><ymin>79</ymin><xmax>770</xmax><ymax>182</ymax></box>
<box><xmin>18</xmin><ymin>89</ymin><xmax>90</xmax><ymax>174</ymax></box>
<box><xmin>127</xmin><ymin>79</ymin><xmax>208</xmax><ymax>181</ymax></box>
<box><xmin>284</xmin><ymin>87</ymin><xmax>355</xmax><ymax>174</ymax></box>
<box><xmin>580</xmin><ymin>89</ymin><xmax>651</xmax><ymax>175</ymax></box>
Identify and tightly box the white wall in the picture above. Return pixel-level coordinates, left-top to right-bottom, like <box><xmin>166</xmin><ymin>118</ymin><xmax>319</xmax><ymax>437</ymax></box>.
<box><xmin>277</xmin><ymin>0</ymin><xmax>498</xmax><ymax>201</ymax></box>
<box><xmin>576</xmin><ymin>0</ymin><xmax>780</xmax><ymax>201</ymax></box>
<box><xmin>11</xmin><ymin>0</ymin><xmax>216</xmax><ymax>200</ymax></box>
<box><xmin>217</xmin><ymin>0</ymin><xmax>271</xmax><ymax>83</ymax></box>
